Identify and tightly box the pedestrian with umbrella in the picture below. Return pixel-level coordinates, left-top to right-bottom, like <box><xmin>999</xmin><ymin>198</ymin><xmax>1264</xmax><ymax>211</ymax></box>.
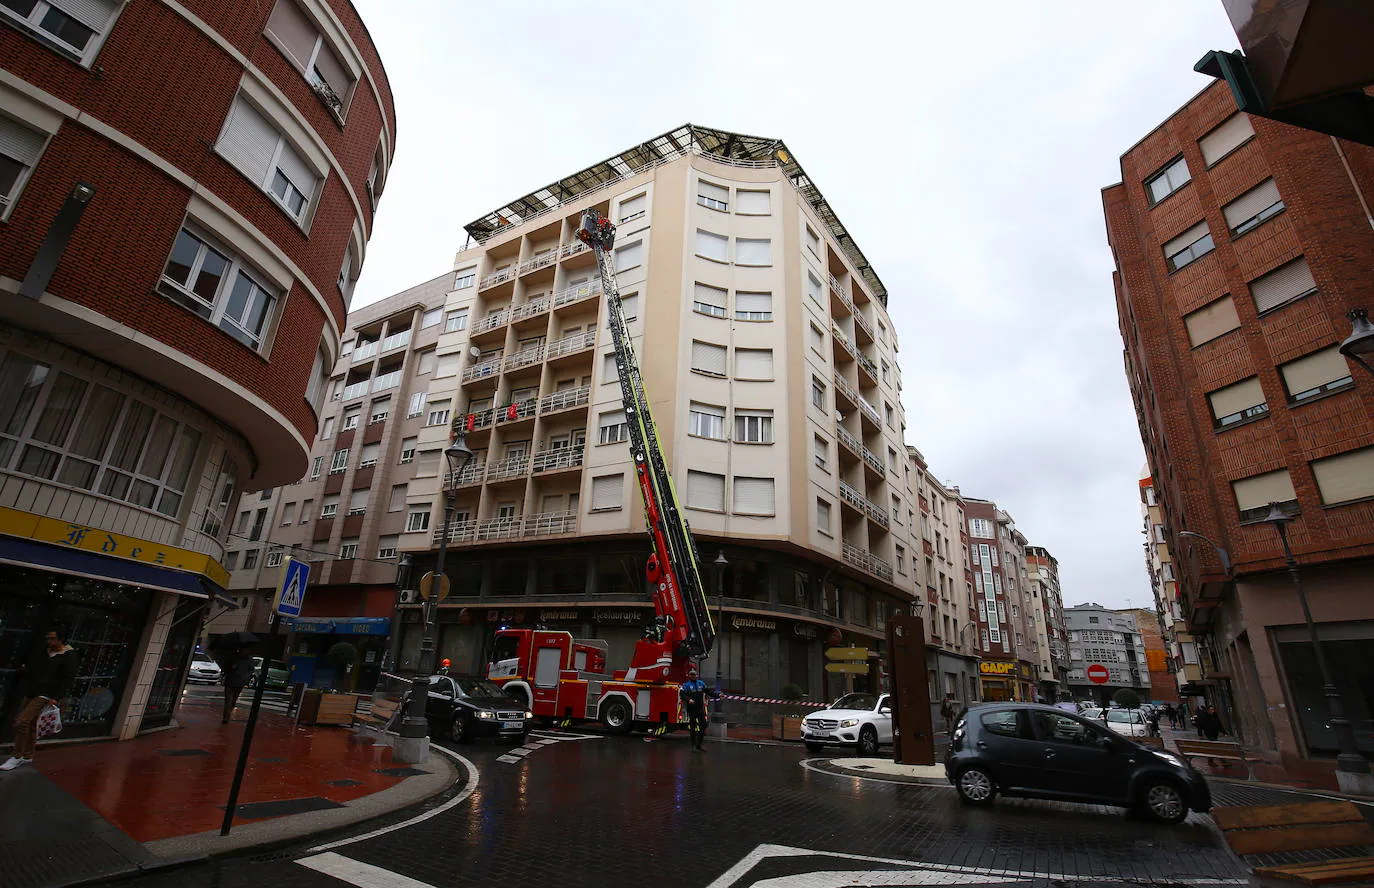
<box><xmin>212</xmin><ymin>632</ymin><xmax>258</xmax><ymax>724</ymax></box>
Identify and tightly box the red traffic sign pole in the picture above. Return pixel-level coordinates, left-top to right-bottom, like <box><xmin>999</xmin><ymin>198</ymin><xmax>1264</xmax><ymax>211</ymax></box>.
<box><xmin>1086</xmin><ymin>664</ymin><xmax>1110</xmax><ymax>685</ymax></box>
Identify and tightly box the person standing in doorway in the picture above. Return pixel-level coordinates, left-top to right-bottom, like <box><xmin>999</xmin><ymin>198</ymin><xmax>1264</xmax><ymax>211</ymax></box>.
<box><xmin>940</xmin><ymin>693</ymin><xmax>959</xmax><ymax>735</ymax></box>
<box><xmin>220</xmin><ymin>646</ymin><xmax>255</xmax><ymax>724</ymax></box>
<box><xmin>2</xmin><ymin>627</ymin><xmax>79</xmax><ymax>771</ymax></box>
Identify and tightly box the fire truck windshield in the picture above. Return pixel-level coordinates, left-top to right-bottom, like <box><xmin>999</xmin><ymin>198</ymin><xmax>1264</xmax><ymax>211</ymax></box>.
<box><xmin>490</xmin><ymin>635</ymin><xmax>519</xmax><ymax>662</ymax></box>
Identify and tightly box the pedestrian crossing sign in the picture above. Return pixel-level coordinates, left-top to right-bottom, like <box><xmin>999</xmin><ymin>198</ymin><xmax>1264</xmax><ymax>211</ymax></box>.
<box><xmin>274</xmin><ymin>557</ymin><xmax>310</xmax><ymax>617</ymax></box>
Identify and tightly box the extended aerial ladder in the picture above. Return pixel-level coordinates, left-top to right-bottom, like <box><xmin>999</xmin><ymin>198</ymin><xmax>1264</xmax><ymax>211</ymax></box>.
<box><xmin>575</xmin><ymin>209</ymin><xmax>715</xmax><ymax>681</ymax></box>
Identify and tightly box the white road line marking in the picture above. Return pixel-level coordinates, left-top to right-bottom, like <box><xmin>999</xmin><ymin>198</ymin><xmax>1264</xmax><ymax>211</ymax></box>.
<box><xmin>799</xmin><ymin>758</ymin><xmax>952</xmax><ymax>788</ymax></box>
<box><xmin>529</xmin><ymin>729</ymin><xmax>603</xmax><ymax>740</ymax></box>
<box><xmin>507</xmin><ymin>747</ymin><xmax>533</xmax><ymax>756</ymax></box>
<box><xmin>536</xmin><ymin>739</ymin><xmax>559</xmax><ymax>745</ymax></box>
<box><xmin>751</xmin><ymin>870</ymin><xmax>1025</xmax><ymax>886</ymax></box>
<box><xmin>520</xmin><ymin>744</ymin><xmax>542</xmax><ymax>751</ymax></box>
<box><xmin>496</xmin><ymin>754</ymin><xmax>520</xmax><ymax>763</ymax></box>
<box><xmin>303</xmin><ymin>746</ymin><xmax>477</xmax><ymax>854</ymax></box>
<box><xmin>297</xmin><ymin>852</ymin><xmax>437</xmax><ymax>888</ymax></box>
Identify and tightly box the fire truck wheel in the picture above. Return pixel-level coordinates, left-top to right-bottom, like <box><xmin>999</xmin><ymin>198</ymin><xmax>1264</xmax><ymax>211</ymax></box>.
<box><xmin>600</xmin><ymin>698</ymin><xmax>633</xmax><ymax>735</ymax></box>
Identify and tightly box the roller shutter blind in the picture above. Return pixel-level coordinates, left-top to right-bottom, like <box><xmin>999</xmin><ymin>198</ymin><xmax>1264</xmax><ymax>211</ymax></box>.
<box><xmin>434</xmin><ymin>354</ymin><xmax>460</xmax><ymax>378</ymax></box>
<box><xmin>1231</xmin><ymin>469</ymin><xmax>1296</xmax><ymax>512</ymax></box>
<box><xmin>735</xmin><ymin>238</ymin><xmax>772</xmax><ymax>265</ymax></box>
<box><xmin>275</xmin><ymin>139</ymin><xmax>317</xmax><ymax>199</ymax></box>
<box><xmin>218</xmin><ymin>99</ymin><xmax>278</xmax><ymax>187</ymax></box>
<box><xmin>695</xmin><ymin>230</ymin><xmax>727</xmax><ymax>260</ymax></box>
<box><xmin>691</xmin><ymin>340</ymin><xmax>726</xmax><ymax>375</ymax></box>
<box><xmin>736</xmin><ymin>190</ymin><xmax>770</xmax><ymax>214</ymax></box>
<box><xmin>618</xmin><ymin>194</ymin><xmax>645</xmax><ymax>221</ymax></box>
<box><xmin>686</xmin><ymin>470</ymin><xmax>724</xmax><ymax>511</ymax></box>
<box><xmin>55</xmin><ymin>0</ymin><xmax>117</xmax><ymax>29</ymax></box>
<box><xmin>1250</xmin><ymin>258</ymin><xmax>1317</xmax><ymax>313</ymax></box>
<box><xmin>1208</xmin><ymin>377</ymin><xmax>1265</xmax><ymax>421</ymax></box>
<box><xmin>1280</xmin><ymin>347</ymin><xmax>1352</xmax><ymax>399</ymax></box>
<box><xmin>1200</xmin><ymin>114</ymin><xmax>1255</xmax><ymax>165</ymax></box>
<box><xmin>1184</xmin><ymin>296</ymin><xmax>1241</xmax><ymax>346</ymax></box>
<box><xmin>614</xmin><ymin>241</ymin><xmax>642</xmax><ymax>271</ymax></box>
<box><xmin>734</xmin><ymin>348</ymin><xmax>773</xmax><ymax>380</ymax></box>
<box><xmin>733</xmin><ymin>476</ymin><xmax>775</xmax><ymax>516</ymax></box>
<box><xmin>590</xmin><ymin>474</ymin><xmax>622</xmax><ymax>511</ymax></box>
<box><xmin>265</xmin><ymin>0</ymin><xmax>317</xmax><ymax>69</ymax></box>
<box><xmin>1311</xmin><ymin>448</ymin><xmax>1374</xmax><ymax>505</ymax></box>
<box><xmin>1223</xmin><ymin>179</ymin><xmax>1282</xmax><ymax>230</ymax></box>
<box><xmin>0</xmin><ymin>117</ymin><xmax>45</xmax><ymax>167</ymax></box>
<box><xmin>358</xmin><ymin>442</ymin><xmax>380</xmax><ymax>467</ymax></box>
<box><xmin>735</xmin><ymin>291</ymin><xmax>771</xmax><ymax>315</ymax></box>
<box><xmin>693</xmin><ymin>283</ymin><xmax>726</xmax><ymax>313</ymax></box>
<box><xmin>698</xmin><ymin>181</ymin><xmax>728</xmax><ymax>204</ymax></box>
<box><xmin>311</xmin><ymin>41</ymin><xmax>352</xmax><ymax>100</ymax></box>
<box><xmin>347</xmin><ymin>488</ymin><xmax>370</xmax><ymax>513</ymax></box>
<box><xmin>1164</xmin><ymin>221</ymin><xmax>1209</xmax><ymax>257</ymax></box>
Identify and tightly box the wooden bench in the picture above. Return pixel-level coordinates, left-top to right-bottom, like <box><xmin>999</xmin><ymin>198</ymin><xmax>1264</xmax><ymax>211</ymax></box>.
<box><xmin>352</xmin><ymin>697</ymin><xmax>401</xmax><ymax>733</ymax></box>
<box><xmin>1176</xmin><ymin>738</ymin><xmax>1259</xmax><ymax>780</ymax></box>
<box><xmin>1214</xmin><ymin>801</ymin><xmax>1374</xmax><ymax>885</ymax></box>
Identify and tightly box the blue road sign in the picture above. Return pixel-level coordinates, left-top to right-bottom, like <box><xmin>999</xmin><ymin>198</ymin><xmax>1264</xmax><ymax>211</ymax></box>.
<box><xmin>275</xmin><ymin>557</ymin><xmax>310</xmax><ymax>618</ymax></box>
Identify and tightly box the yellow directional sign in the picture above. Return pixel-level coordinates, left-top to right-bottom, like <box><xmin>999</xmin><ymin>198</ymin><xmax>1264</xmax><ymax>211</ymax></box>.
<box><xmin>419</xmin><ymin>571</ymin><xmax>451</xmax><ymax>602</ymax></box>
<box><xmin>825</xmin><ymin>646</ymin><xmax>870</xmax><ymax>661</ymax></box>
<box><xmin>824</xmin><ymin>662</ymin><xmax>870</xmax><ymax>674</ymax></box>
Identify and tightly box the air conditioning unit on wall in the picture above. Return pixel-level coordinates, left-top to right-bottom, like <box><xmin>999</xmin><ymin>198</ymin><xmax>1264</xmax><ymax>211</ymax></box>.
<box><xmin>398</xmin><ymin>589</ymin><xmax>421</xmax><ymax>604</ymax></box>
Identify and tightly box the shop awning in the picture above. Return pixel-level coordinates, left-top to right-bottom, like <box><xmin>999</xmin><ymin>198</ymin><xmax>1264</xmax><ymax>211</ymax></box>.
<box><xmin>284</xmin><ymin>617</ymin><xmax>391</xmax><ymax>636</ymax></box>
<box><xmin>0</xmin><ymin>535</ymin><xmax>232</xmax><ymax>604</ymax></box>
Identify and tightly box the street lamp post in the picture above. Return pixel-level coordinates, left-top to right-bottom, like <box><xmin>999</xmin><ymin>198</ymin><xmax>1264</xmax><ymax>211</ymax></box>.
<box><xmin>1338</xmin><ymin>308</ymin><xmax>1374</xmax><ymax>377</ymax></box>
<box><xmin>396</xmin><ymin>434</ymin><xmax>474</xmax><ymax>761</ymax></box>
<box><xmin>1263</xmin><ymin>503</ymin><xmax>1372</xmax><ymax>790</ymax></box>
<box><xmin>713</xmin><ymin>550</ymin><xmax>728</xmax><ymax>693</ymax></box>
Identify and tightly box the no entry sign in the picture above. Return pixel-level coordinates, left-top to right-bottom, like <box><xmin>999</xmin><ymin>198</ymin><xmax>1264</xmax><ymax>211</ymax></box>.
<box><xmin>1087</xmin><ymin>663</ymin><xmax>1110</xmax><ymax>684</ymax></box>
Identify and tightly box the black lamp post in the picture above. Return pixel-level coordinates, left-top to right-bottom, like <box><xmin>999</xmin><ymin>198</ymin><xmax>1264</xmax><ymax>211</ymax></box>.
<box><xmin>1263</xmin><ymin>502</ymin><xmax>1370</xmax><ymax>783</ymax></box>
<box><xmin>397</xmin><ymin>434</ymin><xmax>474</xmax><ymax>751</ymax></box>
<box><xmin>1338</xmin><ymin>308</ymin><xmax>1374</xmax><ymax>378</ymax></box>
<box><xmin>713</xmin><ymin>550</ymin><xmax>728</xmax><ymax>692</ymax></box>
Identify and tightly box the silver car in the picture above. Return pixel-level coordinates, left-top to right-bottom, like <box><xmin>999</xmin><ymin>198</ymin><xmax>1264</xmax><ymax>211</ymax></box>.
<box><xmin>187</xmin><ymin>652</ymin><xmax>222</xmax><ymax>684</ymax></box>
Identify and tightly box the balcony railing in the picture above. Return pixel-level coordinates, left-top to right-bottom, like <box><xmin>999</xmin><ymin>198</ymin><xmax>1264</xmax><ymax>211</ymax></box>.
<box><xmin>485</xmin><ymin>454</ymin><xmax>530</xmax><ymax>481</ymax></box>
<box><xmin>518</xmin><ymin>250</ymin><xmax>557</xmax><ymax>276</ymax></box>
<box><xmin>381</xmin><ymin>329</ymin><xmax>411</xmax><ymax>352</ymax></box>
<box><xmin>861</xmin><ymin>445</ymin><xmax>886</xmax><ymax>478</ymax></box>
<box><xmin>833</xmin><ymin>373</ymin><xmax>860</xmax><ymax>407</ymax></box>
<box><xmin>371</xmin><ymin>370</ymin><xmax>402</xmax><ymax>392</ymax></box>
<box><xmin>856</xmin><ymin>351</ymin><xmax>879</xmax><ymax>381</ymax></box>
<box><xmin>495</xmin><ymin>398</ymin><xmax>538</xmax><ymax>424</ymax></box>
<box><xmin>504</xmin><ymin>346</ymin><xmax>545</xmax><ymax>372</ymax></box>
<box><xmin>479</xmin><ymin>266</ymin><xmax>516</xmax><ymax>290</ymax></box>
<box><xmin>479</xmin><ymin>515</ymin><xmax>524</xmax><ymax>540</ymax></box>
<box><xmin>558</xmin><ymin>240</ymin><xmax>590</xmax><ymax>260</ymax></box>
<box><xmin>830</xmin><ymin>322</ymin><xmax>857</xmax><ymax>360</ymax></box>
<box><xmin>842</xmin><ymin>542</ymin><xmax>893</xmax><ymax>583</ymax></box>
<box><xmin>858</xmin><ymin>395</ymin><xmax>882</xmax><ymax>427</ymax></box>
<box><xmin>532</xmin><ymin>446</ymin><xmax>585</xmax><ymax>473</ymax></box>
<box><xmin>461</xmin><ymin>357</ymin><xmax>502</xmax><ymax>383</ymax></box>
<box><xmin>525</xmin><ymin>510</ymin><xmax>577</xmax><ymax>537</ymax></box>
<box><xmin>445</xmin><ymin>461</ymin><xmax>486</xmax><ymax>486</ymax></box>
<box><xmin>552</xmin><ymin>280</ymin><xmax>602</xmax><ymax>308</ymax></box>
<box><xmin>463</xmin><ymin>408</ymin><xmax>495</xmax><ymax>431</ymax></box>
<box><xmin>546</xmin><ymin>330</ymin><xmax>596</xmax><ymax>360</ymax></box>
<box><xmin>510</xmin><ymin>298</ymin><xmax>550</xmax><ymax>325</ymax></box>
<box><xmin>540</xmin><ymin>384</ymin><xmax>590</xmax><ymax>414</ymax></box>
<box><xmin>341</xmin><ymin>379</ymin><xmax>370</xmax><ymax>401</ymax></box>
<box><xmin>839</xmin><ymin>480</ymin><xmax>888</xmax><ymax>530</ymax></box>
<box><xmin>352</xmin><ymin>341</ymin><xmax>378</xmax><ymax>363</ymax></box>
<box><xmin>471</xmin><ymin>309</ymin><xmax>509</xmax><ymax>335</ymax></box>
<box><xmin>835</xmin><ymin>425</ymin><xmax>861</xmax><ymax>457</ymax></box>
<box><xmin>433</xmin><ymin>520</ymin><xmax>478</xmax><ymax>544</ymax></box>
<box><xmin>828</xmin><ymin>273</ymin><xmax>874</xmax><ymax>340</ymax></box>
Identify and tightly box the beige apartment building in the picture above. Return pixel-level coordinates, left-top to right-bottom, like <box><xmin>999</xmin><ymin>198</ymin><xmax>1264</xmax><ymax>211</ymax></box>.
<box><xmin>379</xmin><ymin>125</ymin><xmax>920</xmax><ymax>701</ymax></box>
<box><xmin>1139</xmin><ymin>469</ymin><xmax>1200</xmax><ymax>700</ymax></box>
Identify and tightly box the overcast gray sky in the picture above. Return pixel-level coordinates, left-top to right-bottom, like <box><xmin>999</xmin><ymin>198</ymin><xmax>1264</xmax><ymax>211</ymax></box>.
<box><xmin>349</xmin><ymin>1</ymin><xmax>1241</xmax><ymax>611</ymax></box>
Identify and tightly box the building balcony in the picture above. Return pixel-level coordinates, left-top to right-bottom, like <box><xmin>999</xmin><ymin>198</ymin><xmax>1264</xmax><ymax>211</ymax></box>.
<box><xmin>434</xmin><ymin>519</ymin><xmax>479</xmax><ymax>544</ymax></box>
<box><xmin>835</xmin><ymin>424</ymin><xmax>863</xmax><ymax>460</ymax></box>
<box><xmin>552</xmin><ymin>280</ymin><xmax>602</xmax><ymax>309</ymax></box>
<box><xmin>371</xmin><ymin>369</ymin><xmax>402</xmax><ymax>393</ymax></box>
<box><xmin>478</xmin><ymin>514</ymin><xmax>524</xmax><ymax>540</ymax></box>
<box><xmin>479</xmin><ymin>267</ymin><xmax>517</xmax><ymax>290</ymax></box>
<box><xmin>539</xmin><ymin>384</ymin><xmax>591</xmax><ymax>414</ymax></box>
<box><xmin>446</xmin><ymin>461</ymin><xmax>487</xmax><ymax>487</ymax></box>
<box><xmin>341</xmin><ymin>379</ymin><xmax>371</xmax><ymax>401</ymax></box>
<box><xmin>546</xmin><ymin>330</ymin><xmax>596</xmax><ymax>361</ymax></box>
<box><xmin>532</xmin><ymin>445</ymin><xmax>585</xmax><ymax>474</ymax></box>
<box><xmin>842</xmin><ymin>542</ymin><xmax>893</xmax><ymax>583</ymax></box>
<box><xmin>839</xmin><ymin>480</ymin><xmax>888</xmax><ymax>530</ymax></box>
<box><xmin>857</xmin><ymin>395</ymin><xmax>882</xmax><ymax>429</ymax></box>
<box><xmin>495</xmin><ymin>398</ymin><xmax>538</xmax><ymax>425</ymax></box>
<box><xmin>855</xmin><ymin>351</ymin><xmax>879</xmax><ymax>385</ymax></box>
<box><xmin>503</xmin><ymin>346</ymin><xmax>546</xmax><ymax>372</ymax></box>
<box><xmin>558</xmin><ymin>239</ymin><xmax>591</xmax><ymax>261</ymax></box>
<box><xmin>860</xmin><ymin>443</ymin><xmax>885</xmax><ymax>479</ymax></box>
<box><xmin>471</xmin><ymin>309</ymin><xmax>510</xmax><ymax>335</ymax></box>
<box><xmin>380</xmin><ymin>328</ymin><xmax>412</xmax><ymax>353</ymax></box>
<box><xmin>524</xmin><ymin>510</ymin><xmax>577</xmax><ymax>537</ymax></box>
<box><xmin>486</xmin><ymin>454</ymin><xmax>530</xmax><ymax>481</ymax></box>
<box><xmin>833</xmin><ymin>373</ymin><xmax>860</xmax><ymax>409</ymax></box>
<box><xmin>352</xmin><ymin>341</ymin><xmax>378</xmax><ymax>363</ymax></box>
<box><xmin>432</xmin><ymin>511</ymin><xmax>579</xmax><ymax>545</ymax></box>
<box><xmin>830</xmin><ymin>323</ymin><xmax>857</xmax><ymax>361</ymax></box>
<box><xmin>463</xmin><ymin>408</ymin><xmax>495</xmax><ymax>431</ymax></box>
<box><xmin>518</xmin><ymin>251</ymin><xmax>558</xmax><ymax>276</ymax></box>
<box><xmin>510</xmin><ymin>296</ymin><xmax>552</xmax><ymax>324</ymax></box>
<box><xmin>461</xmin><ymin>357</ymin><xmax>503</xmax><ymax>383</ymax></box>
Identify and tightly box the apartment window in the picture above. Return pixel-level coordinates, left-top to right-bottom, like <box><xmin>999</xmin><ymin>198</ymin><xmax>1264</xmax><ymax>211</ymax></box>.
<box><xmin>265</xmin><ymin>0</ymin><xmax>355</xmax><ymax>114</ymax></box>
<box><xmin>1184</xmin><ymin>295</ymin><xmax>1241</xmax><ymax>347</ymax></box>
<box><xmin>691</xmin><ymin>340</ymin><xmax>727</xmax><ymax>377</ymax></box>
<box><xmin>298</xmin><ymin>498</ymin><xmax>312</xmax><ymax>523</ymax></box>
<box><xmin>346</xmin><ymin>488</ymin><xmax>369</xmax><ymax>516</ymax></box>
<box><xmin>243</xmin><ymin>549</ymin><xmax>260</xmax><ymax>570</ymax></box>
<box><xmin>1208</xmin><ymin>377</ymin><xmax>1268</xmax><ymax>428</ymax></box>
<box><xmin>434</xmin><ymin>354</ymin><xmax>460</xmax><ymax>378</ymax></box>
<box><xmin>224</xmin><ymin>551</ymin><xmax>239</xmax><ymax>571</ymax></box>
<box><xmin>337</xmin><ymin>242</ymin><xmax>358</xmax><ymax>298</ymax></box>
<box><xmin>1145</xmin><ymin>156</ymin><xmax>1191</xmax><ymax>205</ymax></box>
<box><xmin>320</xmin><ymin>415</ymin><xmax>335</xmax><ymax>438</ymax></box>
<box><xmin>888</xmin><ymin>447</ymin><xmax>899</xmax><ymax>471</ymax></box>
<box><xmin>817</xmin><ymin>498</ymin><xmax>831</xmax><ymax>534</ymax></box>
<box><xmin>602</xmin><ymin>352</ymin><xmax>618</xmax><ymax>384</ymax></box>
<box><xmin>1280</xmin><ymin>347</ymin><xmax>1354</xmax><ymax>403</ymax></box>
<box><xmin>697</xmin><ymin>180</ymin><xmax>728</xmax><ymax>212</ymax></box>
<box><xmin>805</xmin><ymin>273</ymin><xmax>823</xmax><ymax>306</ymax></box>
<box><xmin>693</xmin><ymin>284</ymin><xmax>727</xmax><ymax>318</ymax></box>
<box><xmin>1310</xmin><ymin>447</ymin><xmax>1374</xmax><ymax>506</ymax></box>
<box><xmin>413</xmin><ymin>448</ymin><xmax>439</xmax><ymax>475</ymax></box>
<box><xmin>444</xmin><ymin>309</ymin><xmax>469</xmax><ymax>332</ymax></box>
<box><xmin>618</xmin><ymin>193</ymin><xmax>646</xmax><ymax>223</ymax></box>
<box><xmin>734</xmin><ymin>348</ymin><xmax>773</xmax><ymax>381</ymax></box>
<box><xmin>614</xmin><ymin>240</ymin><xmax>643</xmax><ymax>272</ymax></box>
<box><xmin>1224</xmin><ymin>178</ymin><xmax>1284</xmax><ymax>235</ymax></box>
<box><xmin>689</xmin><ymin>403</ymin><xmax>725</xmax><ymax>440</ymax></box>
<box><xmin>341</xmin><ymin>407</ymin><xmax>360</xmax><ymax>431</ymax></box>
<box><xmin>159</xmin><ymin>225</ymin><xmax>279</xmax><ymax>350</ymax></box>
<box><xmin>686</xmin><ymin>470</ymin><xmax>725</xmax><ymax>512</ymax></box>
<box><xmin>733</xmin><ymin>476</ymin><xmax>776</xmax><ymax>516</ymax></box>
<box><xmin>387</xmin><ymin>483</ymin><xmax>407</xmax><ymax>512</ymax></box>
<box><xmin>1250</xmin><ymin>257</ymin><xmax>1318</xmax><ymax>314</ymax></box>
<box><xmin>1232</xmin><ymin>469</ymin><xmax>1298</xmax><ymax>523</ymax></box>
<box><xmin>420</xmin><ymin>308</ymin><xmax>441</xmax><ymax>329</ymax></box>
<box><xmin>217</xmin><ymin>96</ymin><xmax>319</xmax><ymax>223</ymax></box>
<box><xmin>1163</xmin><ymin>221</ymin><xmax>1214</xmax><ymax>272</ymax></box>
<box><xmin>358</xmin><ymin>442</ymin><xmax>380</xmax><ymax>468</ymax></box>
<box><xmin>310</xmin><ymin>455</ymin><xmax>324</xmax><ymax>480</ymax></box>
<box><xmin>1200</xmin><ymin>113</ymin><xmax>1255</xmax><ymax>166</ymax></box>
<box><xmin>320</xmin><ymin>494</ymin><xmax>339</xmax><ymax>518</ymax></box>
<box><xmin>590</xmin><ymin>474</ymin><xmax>623</xmax><ymax>512</ymax></box>
<box><xmin>453</xmin><ymin>270</ymin><xmax>475</xmax><ymax>290</ymax></box>
<box><xmin>280</xmin><ymin>502</ymin><xmax>296</xmax><ymax>525</ymax></box>
<box><xmin>891</xmin><ymin>494</ymin><xmax>902</xmax><ymax>522</ymax></box>
<box><xmin>811</xmin><ymin>376</ymin><xmax>827</xmax><ymax>410</ymax></box>
<box><xmin>880</xmin><ymin>360</ymin><xmax>890</xmax><ymax>384</ymax></box>
<box><xmin>305</xmin><ymin>342</ymin><xmax>330</xmax><ymax>413</ymax></box>
<box><xmin>377</xmin><ymin>535</ymin><xmax>399</xmax><ymax>559</ymax></box>
<box><xmin>417</xmin><ymin>349</ymin><xmax>436</xmax><ymax>375</ymax></box>
<box><xmin>407</xmin><ymin>392</ymin><xmax>427</xmax><ymax>418</ymax></box>
<box><xmin>813</xmin><ymin>434</ymin><xmax>828</xmax><ymax>470</ymax></box>
<box><xmin>734</xmin><ymin>409</ymin><xmax>773</xmax><ymax>444</ymax></box>
<box><xmin>399</xmin><ymin>436</ymin><xmax>417</xmax><ymax>463</ymax></box>
<box><xmin>1</xmin><ymin>0</ymin><xmax>121</xmax><ymax>63</ymax></box>
<box><xmin>735</xmin><ymin>291</ymin><xmax>772</xmax><ymax>322</ymax></box>
<box><xmin>969</xmin><ymin>518</ymin><xmax>995</xmax><ymax>538</ymax></box>
<box><xmin>735</xmin><ymin>238</ymin><xmax>771</xmax><ymax>267</ymax></box>
<box><xmin>809</xmin><ymin>322</ymin><xmax>825</xmax><ymax>355</ymax></box>
<box><xmin>405</xmin><ymin>505</ymin><xmax>431</xmax><ymax>532</ymax></box>
<box><xmin>337</xmin><ymin>540</ymin><xmax>358</xmax><ymax>560</ymax></box>
<box><xmin>884</xmin><ymin>403</ymin><xmax>895</xmax><ymax>428</ymax></box>
<box><xmin>0</xmin><ymin>116</ymin><xmax>46</xmax><ymax>218</ymax></box>
<box><xmin>598</xmin><ymin>410</ymin><xmax>628</xmax><ymax>445</ymax></box>
<box><xmin>695</xmin><ymin>230</ymin><xmax>727</xmax><ymax>262</ymax></box>
<box><xmin>736</xmin><ymin>189</ymin><xmax>770</xmax><ymax>215</ymax></box>
<box><xmin>805</xmin><ymin>225</ymin><xmax>821</xmax><ymax>257</ymax></box>
<box><xmin>328</xmin><ymin>448</ymin><xmax>349</xmax><ymax>474</ymax></box>
<box><xmin>426</xmin><ymin>401</ymin><xmax>451</xmax><ymax>427</ymax></box>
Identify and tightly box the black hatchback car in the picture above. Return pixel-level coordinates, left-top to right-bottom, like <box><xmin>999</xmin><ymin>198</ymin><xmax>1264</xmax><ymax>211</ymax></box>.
<box><xmin>945</xmin><ymin>703</ymin><xmax>1210</xmax><ymax>824</ymax></box>
<box><xmin>424</xmin><ymin>675</ymin><xmax>532</xmax><ymax>744</ymax></box>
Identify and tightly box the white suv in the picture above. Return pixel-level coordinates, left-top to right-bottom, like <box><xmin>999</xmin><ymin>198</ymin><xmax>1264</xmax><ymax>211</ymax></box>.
<box><xmin>801</xmin><ymin>692</ymin><xmax>892</xmax><ymax>755</ymax></box>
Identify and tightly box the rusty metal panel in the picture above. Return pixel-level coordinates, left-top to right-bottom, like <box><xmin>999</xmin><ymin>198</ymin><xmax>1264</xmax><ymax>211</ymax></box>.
<box><xmin>885</xmin><ymin>614</ymin><xmax>934</xmax><ymax>766</ymax></box>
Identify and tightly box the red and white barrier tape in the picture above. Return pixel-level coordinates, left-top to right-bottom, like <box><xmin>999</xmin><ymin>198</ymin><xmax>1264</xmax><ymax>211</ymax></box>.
<box><xmin>719</xmin><ymin>694</ymin><xmax>827</xmax><ymax>707</ymax></box>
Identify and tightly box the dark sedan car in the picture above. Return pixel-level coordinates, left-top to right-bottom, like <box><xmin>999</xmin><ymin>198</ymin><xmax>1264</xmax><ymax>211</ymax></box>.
<box><xmin>425</xmin><ymin>675</ymin><xmax>532</xmax><ymax>744</ymax></box>
<box><xmin>945</xmin><ymin>703</ymin><xmax>1210</xmax><ymax>824</ymax></box>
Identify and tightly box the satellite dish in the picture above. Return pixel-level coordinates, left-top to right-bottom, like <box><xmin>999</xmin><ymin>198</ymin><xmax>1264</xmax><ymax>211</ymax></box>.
<box><xmin>469</xmin><ymin>345</ymin><xmax>481</xmax><ymax>359</ymax></box>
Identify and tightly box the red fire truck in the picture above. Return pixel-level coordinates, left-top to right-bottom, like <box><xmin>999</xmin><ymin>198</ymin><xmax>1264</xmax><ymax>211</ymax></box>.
<box><xmin>482</xmin><ymin>209</ymin><xmax>716</xmax><ymax>734</ymax></box>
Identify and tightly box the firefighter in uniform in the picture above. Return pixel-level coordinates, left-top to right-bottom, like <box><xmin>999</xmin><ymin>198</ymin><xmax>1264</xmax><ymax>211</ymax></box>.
<box><xmin>679</xmin><ymin>668</ymin><xmax>717</xmax><ymax>752</ymax></box>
